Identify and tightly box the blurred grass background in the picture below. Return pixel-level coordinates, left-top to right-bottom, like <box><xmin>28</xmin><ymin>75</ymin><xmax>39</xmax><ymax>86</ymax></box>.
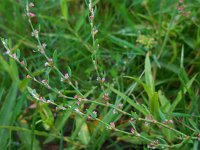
<box><xmin>0</xmin><ymin>0</ymin><xmax>200</xmax><ymax>149</ymax></box>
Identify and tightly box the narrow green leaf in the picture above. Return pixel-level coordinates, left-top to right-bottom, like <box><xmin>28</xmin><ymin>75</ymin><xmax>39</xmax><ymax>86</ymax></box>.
<box><xmin>53</xmin><ymin>49</ymin><xmax>58</xmax><ymax>65</ymax></box>
<box><xmin>149</xmin><ymin>92</ymin><xmax>159</xmax><ymax>119</ymax></box>
<box><xmin>105</xmin><ymin>84</ymin><xmax>149</xmax><ymax>116</ymax></box>
<box><xmin>74</xmin><ymin>10</ymin><xmax>88</xmax><ymax>32</ymax></box>
<box><xmin>0</xmin><ymin>83</ymin><xmax>18</xmax><ymax>147</ymax></box>
<box><xmin>86</xmin><ymin>109</ymin><xmax>97</xmax><ymax>119</ymax></box>
<box><xmin>158</xmin><ymin>90</ymin><xmax>171</xmax><ymax>113</ymax></box>
<box><xmin>16</xmin><ymin>49</ymin><xmax>20</xmax><ymax>58</ymax></box>
<box><xmin>75</xmin><ymin>116</ymin><xmax>90</xmax><ymax>145</ymax></box>
<box><xmin>67</xmin><ymin>65</ymin><xmax>72</xmax><ymax>77</ymax></box>
<box><xmin>60</xmin><ymin>0</ymin><xmax>68</xmax><ymax>20</ymax></box>
<box><xmin>39</xmin><ymin>103</ymin><xmax>54</xmax><ymax>131</ymax></box>
<box><xmin>108</xmin><ymin>35</ymin><xmax>145</xmax><ymax>55</ymax></box>
<box><xmin>170</xmin><ymin>75</ymin><xmax>197</xmax><ymax>112</ymax></box>
<box><xmin>145</xmin><ymin>52</ymin><xmax>154</xmax><ymax>93</ymax></box>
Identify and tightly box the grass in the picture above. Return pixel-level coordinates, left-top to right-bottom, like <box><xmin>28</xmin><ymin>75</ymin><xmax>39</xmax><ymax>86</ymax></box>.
<box><xmin>0</xmin><ymin>0</ymin><xmax>200</xmax><ymax>149</ymax></box>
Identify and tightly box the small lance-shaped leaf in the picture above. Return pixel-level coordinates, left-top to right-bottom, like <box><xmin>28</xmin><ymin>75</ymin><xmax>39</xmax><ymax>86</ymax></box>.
<box><xmin>75</xmin><ymin>116</ymin><xmax>90</xmax><ymax>145</ymax></box>
<box><xmin>158</xmin><ymin>90</ymin><xmax>171</xmax><ymax>113</ymax></box>
<box><xmin>60</xmin><ymin>0</ymin><xmax>68</xmax><ymax>20</ymax></box>
<box><xmin>145</xmin><ymin>53</ymin><xmax>160</xmax><ymax>118</ymax></box>
<box><xmin>149</xmin><ymin>92</ymin><xmax>159</xmax><ymax>119</ymax></box>
<box><xmin>27</xmin><ymin>87</ymin><xmax>39</xmax><ymax>99</ymax></box>
<box><xmin>0</xmin><ymin>83</ymin><xmax>18</xmax><ymax>148</ymax></box>
<box><xmin>108</xmin><ymin>35</ymin><xmax>145</xmax><ymax>55</ymax></box>
<box><xmin>145</xmin><ymin>52</ymin><xmax>155</xmax><ymax>94</ymax></box>
<box><xmin>170</xmin><ymin>74</ymin><xmax>197</xmax><ymax>113</ymax></box>
<box><xmin>53</xmin><ymin>49</ymin><xmax>58</xmax><ymax>65</ymax></box>
<box><xmin>124</xmin><ymin>76</ymin><xmax>159</xmax><ymax>118</ymax></box>
<box><xmin>67</xmin><ymin>65</ymin><xmax>72</xmax><ymax>77</ymax></box>
<box><xmin>124</xmin><ymin>76</ymin><xmax>151</xmax><ymax>96</ymax></box>
<box><xmin>16</xmin><ymin>49</ymin><xmax>20</xmax><ymax>58</ymax></box>
<box><xmin>74</xmin><ymin>10</ymin><xmax>88</xmax><ymax>32</ymax></box>
<box><xmin>0</xmin><ymin>55</ymin><xmax>19</xmax><ymax>81</ymax></box>
<box><xmin>105</xmin><ymin>83</ymin><xmax>149</xmax><ymax>116</ymax></box>
<box><xmin>131</xmin><ymin>112</ymin><xmax>139</xmax><ymax>120</ymax></box>
<box><xmin>39</xmin><ymin>103</ymin><xmax>54</xmax><ymax>131</ymax></box>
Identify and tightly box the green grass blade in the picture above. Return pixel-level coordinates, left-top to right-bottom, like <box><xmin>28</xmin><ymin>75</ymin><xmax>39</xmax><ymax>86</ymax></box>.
<box><xmin>60</xmin><ymin>0</ymin><xmax>68</xmax><ymax>20</ymax></box>
<box><xmin>106</xmin><ymin>84</ymin><xmax>149</xmax><ymax>116</ymax></box>
<box><xmin>0</xmin><ymin>83</ymin><xmax>18</xmax><ymax>148</ymax></box>
<box><xmin>170</xmin><ymin>74</ymin><xmax>197</xmax><ymax>113</ymax></box>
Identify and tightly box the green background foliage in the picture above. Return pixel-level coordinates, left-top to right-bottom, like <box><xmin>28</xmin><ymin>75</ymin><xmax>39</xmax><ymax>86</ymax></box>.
<box><xmin>0</xmin><ymin>0</ymin><xmax>200</xmax><ymax>149</ymax></box>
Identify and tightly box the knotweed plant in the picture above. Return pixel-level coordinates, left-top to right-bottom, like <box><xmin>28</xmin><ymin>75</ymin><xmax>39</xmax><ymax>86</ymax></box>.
<box><xmin>1</xmin><ymin>0</ymin><xmax>199</xmax><ymax>149</ymax></box>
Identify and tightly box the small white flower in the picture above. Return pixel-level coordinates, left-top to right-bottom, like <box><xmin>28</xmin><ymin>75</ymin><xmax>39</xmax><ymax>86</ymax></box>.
<box><xmin>113</xmin><ymin>109</ymin><xmax>117</xmax><ymax>114</ymax></box>
<box><xmin>42</xmin><ymin>43</ymin><xmax>47</xmax><ymax>48</ymax></box>
<box><xmin>5</xmin><ymin>50</ymin><xmax>10</xmax><ymax>55</ymax></box>
<box><xmin>29</xmin><ymin>2</ymin><xmax>34</xmax><ymax>7</ymax></box>
<box><xmin>93</xmin><ymin>111</ymin><xmax>97</xmax><ymax>115</ymax></box>
<box><xmin>45</xmin><ymin>62</ymin><xmax>49</xmax><ymax>66</ymax></box>
<box><xmin>60</xmin><ymin>77</ymin><xmax>64</xmax><ymax>82</ymax></box>
<box><xmin>31</xmin><ymin>30</ymin><xmax>38</xmax><ymax>38</ymax></box>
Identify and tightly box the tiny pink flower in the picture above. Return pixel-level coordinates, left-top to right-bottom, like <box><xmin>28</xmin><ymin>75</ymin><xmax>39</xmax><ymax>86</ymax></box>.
<box><xmin>179</xmin><ymin>0</ymin><xmax>184</xmax><ymax>3</ymax></box>
<box><xmin>102</xmin><ymin>92</ymin><xmax>109</xmax><ymax>101</ymax></box>
<box><xmin>102</xmin><ymin>93</ymin><xmax>109</xmax><ymax>101</ymax></box>
<box><xmin>42</xmin><ymin>80</ymin><xmax>47</xmax><ymax>84</ymax></box>
<box><xmin>77</xmin><ymin>100</ymin><xmax>81</xmax><ymax>105</ymax></box>
<box><xmin>110</xmin><ymin>122</ymin><xmax>115</xmax><ymax>128</ymax></box>
<box><xmin>177</xmin><ymin>6</ymin><xmax>184</xmax><ymax>12</ymax></box>
<box><xmin>28</xmin><ymin>12</ymin><xmax>36</xmax><ymax>18</ymax></box>
<box><xmin>87</xmin><ymin>116</ymin><xmax>92</xmax><ymax>120</ymax></box>
<box><xmin>147</xmin><ymin>144</ymin><xmax>150</xmax><ymax>149</ymax></box>
<box><xmin>12</xmin><ymin>53</ymin><xmax>17</xmax><ymax>59</ymax></box>
<box><xmin>74</xmin><ymin>95</ymin><xmax>78</xmax><ymax>99</ymax></box>
<box><xmin>39</xmin><ymin>97</ymin><xmax>43</xmax><ymax>101</ymax></box>
<box><xmin>101</xmin><ymin>77</ymin><xmax>105</xmax><ymax>83</ymax></box>
<box><xmin>65</xmin><ymin>73</ymin><xmax>69</xmax><ymax>79</ymax></box>
<box><xmin>21</xmin><ymin>60</ymin><xmax>25</xmax><ymax>65</ymax></box>
<box><xmin>29</xmin><ymin>104</ymin><xmax>36</xmax><ymax>109</ymax></box>
<box><xmin>197</xmin><ymin>133</ymin><xmax>200</xmax><ymax>141</ymax></box>
<box><xmin>89</xmin><ymin>15</ymin><xmax>94</xmax><ymax>20</ymax></box>
<box><xmin>48</xmin><ymin>58</ymin><xmax>53</xmax><ymax>62</ymax></box>
<box><xmin>131</xmin><ymin>128</ymin><xmax>135</xmax><ymax>134</ymax></box>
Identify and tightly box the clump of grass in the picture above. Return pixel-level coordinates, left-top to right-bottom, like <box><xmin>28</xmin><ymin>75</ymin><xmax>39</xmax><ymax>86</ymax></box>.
<box><xmin>0</xmin><ymin>0</ymin><xmax>200</xmax><ymax>149</ymax></box>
